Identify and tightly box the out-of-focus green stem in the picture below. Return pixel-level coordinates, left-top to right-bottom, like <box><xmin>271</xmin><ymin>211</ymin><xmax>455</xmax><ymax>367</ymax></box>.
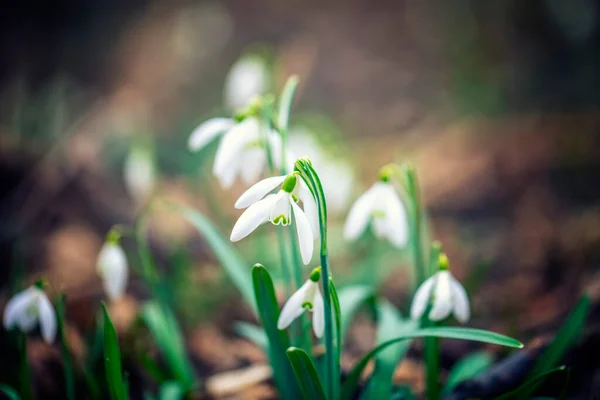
<box><xmin>425</xmin><ymin>322</ymin><xmax>440</xmax><ymax>400</ymax></box>
<box><xmin>19</xmin><ymin>332</ymin><xmax>33</xmax><ymax>400</ymax></box>
<box><xmin>405</xmin><ymin>165</ymin><xmax>425</xmax><ymax>290</ymax></box>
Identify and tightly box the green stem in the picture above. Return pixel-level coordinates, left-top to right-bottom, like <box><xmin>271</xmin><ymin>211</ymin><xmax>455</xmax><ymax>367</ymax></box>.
<box><xmin>57</xmin><ymin>294</ymin><xmax>76</xmax><ymax>400</ymax></box>
<box><xmin>405</xmin><ymin>166</ymin><xmax>425</xmax><ymax>290</ymax></box>
<box><xmin>18</xmin><ymin>333</ymin><xmax>33</xmax><ymax>400</ymax></box>
<box><xmin>424</xmin><ymin>322</ymin><xmax>440</xmax><ymax>400</ymax></box>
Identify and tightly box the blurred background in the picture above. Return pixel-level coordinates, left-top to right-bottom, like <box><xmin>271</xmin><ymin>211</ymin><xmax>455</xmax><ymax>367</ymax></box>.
<box><xmin>0</xmin><ymin>0</ymin><xmax>599</xmax><ymax>398</ymax></box>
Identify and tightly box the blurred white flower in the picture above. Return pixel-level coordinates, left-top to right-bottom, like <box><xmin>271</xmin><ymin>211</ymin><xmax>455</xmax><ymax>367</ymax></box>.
<box><xmin>224</xmin><ymin>55</ymin><xmax>269</xmax><ymax>110</ymax></box>
<box><xmin>231</xmin><ymin>173</ymin><xmax>318</xmax><ymax>264</ymax></box>
<box><xmin>410</xmin><ymin>255</ymin><xmax>470</xmax><ymax>323</ymax></box>
<box><xmin>188</xmin><ymin>117</ymin><xmax>282</xmax><ymax>189</ymax></box>
<box><xmin>288</xmin><ymin>129</ymin><xmax>354</xmax><ymax>213</ymax></box>
<box><xmin>277</xmin><ymin>268</ymin><xmax>324</xmax><ymax>338</ymax></box>
<box><xmin>3</xmin><ymin>285</ymin><xmax>56</xmax><ymax>344</ymax></box>
<box><xmin>97</xmin><ymin>241</ymin><xmax>128</xmax><ymax>301</ymax></box>
<box><xmin>344</xmin><ymin>179</ymin><xmax>408</xmax><ymax>248</ymax></box>
<box><xmin>124</xmin><ymin>146</ymin><xmax>156</xmax><ymax>204</ymax></box>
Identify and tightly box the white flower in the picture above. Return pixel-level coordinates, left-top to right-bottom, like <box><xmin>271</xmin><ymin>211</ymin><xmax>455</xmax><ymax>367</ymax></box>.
<box><xmin>188</xmin><ymin>117</ymin><xmax>282</xmax><ymax>189</ymax></box>
<box><xmin>288</xmin><ymin>129</ymin><xmax>354</xmax><ymax>213</ymax></box>
<box><xmin>230</xmin><ymin>173</ymin><xmax>318</xmax><ymax>264</ymax></box>
<box><xmin>97</xmin><ymin>242</ymin><xmax>129</xmax><ymax>301</ymax></box>
<box><xmin>224</xmin><ymin>55</ymin><xmax>269</xmax><ymax>110</ymax></box>
<box><xmin>124</xmin><ymin>146</ymin><xmax>155</xmax><ymax>204</ymax></box>
<box><xmin>277</xmin><ymin>268</ymin><xmax>324</xmax><ymax>338</ymax></box>
<box><xmin>3</xmin><ymin>285</ymin><xmax>56</xmax><ymax>343</ymax></box>
<box><xmin>410</xmin><ymin>260</ymin><xmax>470</xmax><ymax>323</ymax></box>
<box><xmin>344</xmin><ymin>180</ymin><xmax>408</xmax><ymax>247</ymax></box>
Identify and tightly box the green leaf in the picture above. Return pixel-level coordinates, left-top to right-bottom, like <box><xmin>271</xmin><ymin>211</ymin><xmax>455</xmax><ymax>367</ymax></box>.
<box><xmin>252</xmin><ymin>264</ymin><xmax>301</xmax><ymax>400</ymax></box>
<box><xmin>341</xmin><ymin>327</ymin><xmax>522</xmax><ymax>400</ymax></box>
<box><xmin>234</xmin><ymin>322</ymin><xmax>268</xmax><ymax>350</ymax></box>
<box><xmin>139</xmin><ymin>302</ymin><xmax>195</xmax><ymax>388</ymax></box>
<box><xmin>17</xmin><ymin>332</ymin><xmax>32</xmax><ymax>400</ymax></box>
<box><xmin>390</xmin><ymin>385</ymin><xmax>416</xmax><ymax>400</ymax></box>
<box><xmin>175</xmin><ymin>205</ymin><xmax>257</xmax><ymax>314</ymax></box>
<box><xmin>329</xmin><ymin>278</ymin><xmax>342</xmax><ymax>400</ymax></box>
<box><xmin>362</xmin><ymin>300</ymin><xmax>418</xmax><ymax>400</ymax></box>
<box><xmin>0</xmin><ymin>384</ymin><xmax>21</xmax><ymax>400</ymax></box>
<box><xmin>158</xmin><ymin>381</ymin><xmax>184</xmax><ymax>400</ymax></box>
<box><xmin>102</xmin><ymin>303</ymin><xmax>127</xmax><ymax>400</ymax></box>
<box><xmin>277</xmin><ymin>75</ymin><xmax>300</xmax><ymax>136</ymax></box>
<box><xmin>337</xmin><ymin>285</ymin><xmax>374</xmax><ymax>345</ymax></box>
<box><xmin>520</xmin><ymin>296</ymin><xmax>589</xmax><ymax>398</ymax></box>
<box><xmin>56</xmin><ymin>293</ymin><xmax>76</xmax><ymax>400</ymax></box>
<box><xmin>495</xmin><ymin>366</ymin><xmax>567</xmax><ymax>400</ymax></box>
<box><xmin>286</xmin><ymin>347</ymin><xmax>327</xmax><ymax>400</ymax></box>
<box><xmin>443</xmin><ymin>351</ymin><xmax>493</xmax><ymax>393</ymax></box>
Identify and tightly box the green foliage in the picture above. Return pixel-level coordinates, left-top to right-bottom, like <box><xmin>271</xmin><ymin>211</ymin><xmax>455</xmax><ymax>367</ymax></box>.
<box><xmin>495</xmin><ymin>366</ymin><xmax>567</xmax><ymax>400</ymax></box>
<box><xmin>336</xmin><ymin>285</ymin><xmax>374</xmax><ymax>345</ymax></box>
<box><xmin>286</xmin><ymin>347</ymin><xmax>327</xmax><ymax>400</ymax></box>
<box><xmin>57</xmin><ymin>294</ymin><xmax>76</xmax><ymax>400</ymax></box>
<box><xmin>102</xmin><ymin>303</ymin><xmax>127</xmax><ymax>400</ymax></box>
<box><xmin>234</xmin><ymin>322</ymin><xmax>268</xmax><ymax>350</ymax></box>
<box><xmin>0</xmin><ymin>384</ymin><xmax>21</xmax><ymax>400</ymax></box>
<box><xmin>443</xmin><ymin>351</ymin><xmax>493</xmax><ymax>393</ymax></box>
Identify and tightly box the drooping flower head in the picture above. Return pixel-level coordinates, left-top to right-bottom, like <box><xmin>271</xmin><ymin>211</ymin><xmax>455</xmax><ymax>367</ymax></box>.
<box><xmin>344</xmin><ymin>167</ymin><xmax>408</xmax><ymax>248</ymax></box>
<box><xmin>277</xmin><ymin>267</ymin><xmax>324</xmax><ymax>338</ymax></box>
<box><xmin>230</xmin><ymin>171</ymin><xmax>319</xmax><ymax>264</ymax></box>
<box><xmin>3</xmin><ymin>281</ymin><xmax>56</xmax><ymax>344</ymax></box>
<box><xmin>224</xmin><ymin>53</ymin><xmax>269</xmax><ymax>111</ymax></box>
<box><xmin>410</xmin><ymin>254</ymin><xmax>470</xmax><ymax>323</ymax></box>
<box><xmin>97</xmin><ymin>231</ymin><xmax>129</xmax><ymax>301</ymax></box>
<box><xmin>124</xmin><ymin>145</ymin><xmax>156</xmax><ymax>204</ymax></box>
<box><xmin>188</xmin><ymin>98</ymin><xmax>282</xmax><ymax>189</ymax></box>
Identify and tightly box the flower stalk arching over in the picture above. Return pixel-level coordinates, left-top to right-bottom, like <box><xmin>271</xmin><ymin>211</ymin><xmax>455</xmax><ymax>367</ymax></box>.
<box><xmin>410</xmin><ymin>254</ymin><xmax>470</xmax><ymax>323</ymax></box>
<box><xmin>277</xmin><ymin>267</ymin><xmax>324</xmax><ymax>338</ymax></box>
<box><xmin>343</xmin><ymin>168</ymin><xmax>409</xmax><ymax>248</ymax></box>
<box><xmin>97</xmin><ymin>231</ymin><xmax>129</xmax><ymax>301</ymax></box>
<box><xmin>188</xmin><ymin>113</ymin><xmax>283</xmax><ymax>189</ymax></box>
<box><xmin>3</xmin><ymin>283</ymin><xmax>57</xmax><ymax>344</ymax></box>
<box><xmin>230</xmin><ymin>172</ymin><xmax>319</xmax><ymax>264</ymax></box>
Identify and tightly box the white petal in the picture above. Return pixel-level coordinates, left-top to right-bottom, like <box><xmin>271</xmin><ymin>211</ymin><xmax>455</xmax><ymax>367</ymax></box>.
<box><xmin>451</xmin><ymin>277</ymin><xmax>470</xmax><ymax>323</ymax></box>
<box><xmin>291</xmin><ymin>200</ymin><xmax>314</xmax><ymax>265</ymax></box>
<box><xmin>214</xmin><ymin>155</ymin><xmax>240</xmax><ymax>189</ymax></box>
<box><xmin>269</xmin><ymin>192</ymin><xmax>292</xmax><ymax>225</ymax></box>
<box><xmin>3</xmin><ymin>287</ymin><xmax>38</xmax><ymax>331</ymax></box>
<box><xmin>213</xmin><ymin>118</ymin><xmax>259</xmax><ymax>180</ymax></box>
<box><xmin>429</xmin><ymin>271</ymin><xmax>453</xmax><ymax>321</ymax></box>
<box><xmin>37</xmin><ymin>293</ymin><xmax>56</xmax><ymax>344</ymax></box>
<box><xmin>312</xmin><ymin>289</ymin><xmax>325</xmax><ymax>338</ymax></box>
<box><xmin>381</xmin><ymin>185</ymin><xmax>409</xmax><ymax>248</ymax></box>
<box><xmin>321</xmin><ymin>162</ymin><xmax>354</xmax><ymax>213</ymax></box>
<box><xmin>277</xmin><ymin>281</ymin><xmax>311</xmax><ymax>330</ymax></box>
<box><xmin>224</xmin><ymin>56</ymin><xmax>268</xmax><ymax>110</ymax></box>
<box><xmin>188</xmin><ymin>118</ymin><xmax>234</xmax><ymax>152</ymax></box>
<box><xmin>230</xmin><ymin>195</ymin><xmax>276</xmax><ymax>241</ymax></box>
<box><xmin>267</xmin><ymin>132</ymin><xmax>284</xmax><ymax>171</ymax></box>
<box><xmin>240</xmin><ymin>149</ymin><xmax>266</xmax><ymax>185</ymax></box>
<box><xmin>343</xmin><ymin>185</ymin><xmax>377</xmax><ymax>241</ymax></box>
<box><xmin>410</xmin><ymin>276</ymin><xmax>436</xmax><ymax>320</ymax></box>
<box><xmin>124</xmin><ymin>147</ymin><xmax>155</xmax><ymax>204</ymax></box>
<box><xmin>235</xmin><ymin>175</ymin><xmax>286</xmax><ymax>209</ymax></box>
<box><xmin>97</xmin><ymin>243</ymin><xmax>129</xmax><ymax>300</ymax></box>
<box><xmin>298</xmin><ymin>181</ymin><xmax>320</xmax><ymax>239</ymax></box>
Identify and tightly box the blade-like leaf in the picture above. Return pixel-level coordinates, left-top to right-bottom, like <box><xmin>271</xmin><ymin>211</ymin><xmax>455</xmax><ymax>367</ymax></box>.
<box><xmin>341</xmin><ymin>327</ymin><xmax>522</xmax><ymax>400</ymax></box>
<box><xmin>158</xmin><ymin>381</ymin><xmax>184</xmax><ymax>400</ymax></box>
<box><xmin>286</xmin><ymin>347</ymin><xmax>327</xmax><ymax>400</ymax></box>
<box><xmin>362</xmin><ymin>300</ymin><xmax>418</xmax><ymax>400</ymax></box>
<box><xmin>0</xmin><ymin>384</ymin><xmax>21</xmax><ymax>400</ymax></box>
<box><xmin>57</xmin><ymin>293</ymin><xmax>76</xmax><ymax>400</ymax></box>
<box><xmin>102</xmin><ymin>303</ymin><xmax>127</xmax><ymax>400</ymax></box>
<box><xmin>495</xmin><ymin>366</ymin><xmax>567</xmax><ymax>400</ymax></box>
<box><xmin>139</xmin><ymin>302</ymin><xmax>195</xmax><ymax>388</ymax></box>
<box><xmin>329</xmin><ymin>278</ymin><xmax>342</xmax><ymax>400</ymax></box>
<box><xmin>234</xmin><ymin>322</ymin><xmax>268</xmax><ymax>350</ymax></box>
<box><xmin>277</xmin><ymin>75</ymin><xmax>300</xmax><ymax>136</ymax></box>
<box><xmin>337</xmin><ymin>285</ymin><xmax>374</xmax><ymax>345</ymax></box>
<box><xmin>175</xmin><ymin>205</ymin><xmax>257</xmax><ymax>314</ymax></box>
<box><xmin>520</xmin><ymin>296</ymin><xmax>588</xmax><ymax>399</ymax></box>
<box><xmin>252</xmin><ymin>264</ymin><xmax>301</xmax><ymax>400</ymax></box>
<box><xmin>443</xmin><ymin>351</ymin><xmax>493</xmax><ymax>393</ymax></box>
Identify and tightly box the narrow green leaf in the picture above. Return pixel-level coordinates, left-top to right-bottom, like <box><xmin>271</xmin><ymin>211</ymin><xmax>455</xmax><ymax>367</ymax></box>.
<box><xmin>329</xmin><ymin>278</ymin><xmax>342</xmax><ymax>400</ymax></box>
<box><xmin>363</xmin><ymin>300</ymin><xmax>418</xmax><ymax>400</ymax></box>
<box><xmin>252</xmin><ymin>264</ymin><xmax>301</xmax><ymax>400</ymax></box>
<box><xmin>341</xmin><ymin>327</ymin><xmax>522</xmax><ymax>400</ymax></box>
<box><xmin>277</xmin><ymin>75</ymin><xmax>300</xmax><ymax>136</ymax></box>
<box><xmin>337</xmin><ymin>285</ymin><xmax>374</xmax><ymax>345</ymax></box>
<box><xmin>158</xmin><ymin>381</ymin><xmax>184</xmax><ymax>400</ymax></box>
<box><xmin>286</xmin><ymin>347</ymin><xmax>327</xmax><ymax>400</ymax></box>
<box><xmin>0</xmin><ymin>384</ymin><xmax>21</xmax><ymax>400</ymax></box>
<box><xmin>521</xmin><ymin>295</ymin><xmax>589</xmax><ymax>399</ymax></box>
<box><xmin>390</xmin><ymin>385</ymin><xmax>416</xmax><ymax>400</ymax></box>
<box><xmin>102</xmin><ymin>303</ymin><xmax>127</xmax><ymax>400</ymax></box>
<box><xmin>495</xmin><ymin>366</ymin><xmax>567</xmax><ymax>400</ymax></box>
<box><xmin>443</xmin><ymin>351</ymin><xmax>493</xmax><ymax>393</ymax></box>
<box><xmin>234</xmin><ymin>322</ymin><xmax>268</xmax><ymax>350</ymax></box>
<box><xmin>17</xmin><ymin>333</ymin><xmax>32</xmax><ymax>400</ymax></box>
<box><xmin>56</xmin><ymin>293</ymin><xmax>76</xmax><ymax>400</ymax></box>
<box><xmin>139</xmin><ymin>302</ymin><xmax>195</xmax><ymax>388</ymax></box>
<box><xmin>175</xmin><ymin>205</ymin><xmax>257</xmax><ymax>314</ymax></box>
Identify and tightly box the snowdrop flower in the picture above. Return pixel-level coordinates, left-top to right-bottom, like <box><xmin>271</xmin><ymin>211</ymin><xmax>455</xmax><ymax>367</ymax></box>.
<box><xmin>97</xmin><ymin>238</ymin><xmax>129</xmax><ymax>301</ymax></box>
<box><xmin>288</xmin><ymin>130</ymin><xmax>354</xmax><ymax>213</ymax></box>
<box><xmin>224</xmin><ymin>54</ymin><xmax>269</xmax><ymax>110</ymax></box>
<box><xmin>188</xmin><ymin>115</ymin><xmax>282</xmax><ymax>189</ymax></box>
<box><xmin>277</xmin><ymin>267</ymin><xmax>324</xmax><ymax>338</ymax></box>
<box><xmin>344</xmin><ymin>173</ymin><xmax>408</xmax><ymax>248</ymax></box>
<box><xmin>124</xmin><ymin>146</ymin><xmax>156</xmax><ymax>204</ymax></box>
<box><xmin>410</xmin><ymin>254</ymin><xmax>470</xmax><ymax>323</ymax></box>
<box><xmin>3</xmin><ymin>284</ymin><xmax>56</xmax><ymax>343</ymax></box>
<box><xmin>230</xmin><ymin>172</ymin><xmax>318</xmax><ymax>264</ymax></box>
